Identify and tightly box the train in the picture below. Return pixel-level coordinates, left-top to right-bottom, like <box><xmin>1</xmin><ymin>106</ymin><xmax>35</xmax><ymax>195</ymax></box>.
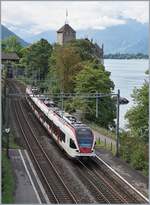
<box><xmin>26</xmin><ymin>86</ymin><xmax>96</xmax><ymax>158</ymax></box>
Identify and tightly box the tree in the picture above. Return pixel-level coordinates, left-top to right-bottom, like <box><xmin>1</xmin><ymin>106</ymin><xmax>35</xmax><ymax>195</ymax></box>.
<box><xmin>2</xmin><ymin>36</ymin><xmax>22</xmax><ymax>55</ymax></box>
<box><xmin>120</xmin><ymin>79</ymin><xmax>149</xmax><ymax>175</ymax></box>
<box><xmin>48</xmin><ymin>39</ymin><xmax>105</xmax><ymax>93</ymax></box>
<box><xmin>48</xmin><ymin>45</ymin><xmax>81</xmax><ymax>93</ymax></box>
<box><xmin>125</xmin><ymin>81</ymin><xmax>148</xmax><ymax>143</ymax></box>
<box><xmin>47</xmin><ymin>40</ymin><xmax>115</xmax><ymax>128</ymax></box>
<box><xmin>67</xmin><ymin>39</ymin><xmax>102</xmax><ymax>61</ymax></box>
<box><xmin>20</xmin><ymin>39</ymin><xmax>52</xmax><ymax>84</ymax></box>
<box><xmin>74</xmin><ymin>61</ymin><xmax>116</xmax><ymax>128</ymax></box>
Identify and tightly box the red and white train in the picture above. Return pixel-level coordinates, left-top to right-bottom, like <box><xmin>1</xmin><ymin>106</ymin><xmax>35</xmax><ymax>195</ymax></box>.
<box><xmin>26</xmin><ymin>86</ymin><xmax>96</xmax><ymax>158</ymax></box>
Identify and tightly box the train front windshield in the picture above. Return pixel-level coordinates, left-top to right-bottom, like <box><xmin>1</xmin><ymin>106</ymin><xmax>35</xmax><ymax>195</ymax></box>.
<box><xmin>76</xmin><ymin>128</ymin><xmax>93</xmax><ymax>148</ymax></box>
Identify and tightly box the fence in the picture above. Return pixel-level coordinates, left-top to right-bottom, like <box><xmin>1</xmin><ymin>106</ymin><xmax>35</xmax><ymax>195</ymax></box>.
<box><xmin>95</xmin><ymin>136</ymin><xmax>116</xmax><ymax>155</ymax></box>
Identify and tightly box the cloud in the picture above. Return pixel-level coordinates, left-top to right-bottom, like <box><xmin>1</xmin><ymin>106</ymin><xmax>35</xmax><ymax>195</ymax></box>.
<box><xmin>1</xmin><ymin>1</ymin><xmax>149</xmax><ymax>37</ymax></box>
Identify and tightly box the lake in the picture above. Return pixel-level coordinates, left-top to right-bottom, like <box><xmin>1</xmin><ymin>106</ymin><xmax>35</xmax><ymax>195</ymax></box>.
<box><xmin>104</xmin><ymin>59</ymin><xmax>149</xmax><ymax>129</ymax></box>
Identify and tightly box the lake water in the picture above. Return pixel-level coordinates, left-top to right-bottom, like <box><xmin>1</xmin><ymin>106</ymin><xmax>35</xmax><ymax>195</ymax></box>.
<box><xmin>104</xmin><ymin>59</ymin><xmax>149</xmax><ymax>129</ymax></box>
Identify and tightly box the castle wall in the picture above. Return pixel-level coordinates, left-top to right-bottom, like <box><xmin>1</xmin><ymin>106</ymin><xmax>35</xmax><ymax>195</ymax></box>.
<box><xmin>57</xmin><ymin>33</ymin><xmax>63</xmax><ymax>45</ymax></box>
<box><xmin>63</xmin><ymin>31</ymin><xmax>76</xmax><ymax>44</ymax></box>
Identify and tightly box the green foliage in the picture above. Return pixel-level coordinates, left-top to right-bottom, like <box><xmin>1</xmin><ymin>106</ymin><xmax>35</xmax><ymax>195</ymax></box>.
<box><xmin>95</xmin><ymin>138</ymin><xmax>116</xmax><ymax>155</ymax></box>
<box><xmin>75</xmin><ymin>62</ymin><xmax>114</xmax><ymax>93</ymax></box>
<box><xmin>120</xmin><ymin>81</ymin><xmax>149</xmax><ymax>175</ymax></box>
<box><xmin>20</xmin><ymin>39</ymin><xmax>52</xmax><ymax>84</ymax></box>
<box><xmin>130</xmin><ymin>143</ymin><xmax>147</xmax><ymax>170</ymax></box>
<box><xmin>67</xmin><ymin>39</ymin><xmax>102</xmax><ymax>61</ymax></box>
<box><xmin>48</xmin><ymin>43</ymin><xmax>83</xmax><ymax>93</ymax></box>
<box><xmin>145</xmin><ymin>69</ymin><xmax>149</xmax><ymax>75</ymax></box>
<box><xmin>120</xmin><ymin>131</ymin><xmax>149</xmax><ymax>175</ymax></box>
<box><xmin>53</xmin><ymin>46</ymin><xmax>81</xmax><ymax>92</ymax></box>
<box><xmin>74</xmin><ymin>61</ymin><xmax>115</xmax><ymax>128</ymax></box>
<box><xmin>17</xmin><ymin>38</ymin><xmax>115</xmax><ymax>129</ymax></box>
<box><xmin>125</xmin><ymin>82</ymin><xmax>148</xmax><ymax>143</ymax></box>
<box><xmin>47</xmin><ymin>39</ymin><xmax>115</xmax><ymax>128</ymax></box>
<box><xmin>2</xmin><ymin>36</ymin><xmax>23</xmax><ymax>56</ymax></box>
<box><xmin>120</xmin><ymin>131</ymin><xmax>134</xmax><ymax>163</ymax></box>
<box><xmin>2</xmin><ymin>150</ymin><xmax>15</xmax><ymax>203</ymax></box>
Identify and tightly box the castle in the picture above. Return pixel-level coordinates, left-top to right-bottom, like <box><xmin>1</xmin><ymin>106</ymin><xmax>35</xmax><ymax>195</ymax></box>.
<box><xmin>57</xmin><ymin>18</ymin><xmax>104</xmax><ymax>64</ymax></box>
<box><xmin>57</xmin><ymin>23</ymin><xmax>76</xmax><ymax>45</ymax></box>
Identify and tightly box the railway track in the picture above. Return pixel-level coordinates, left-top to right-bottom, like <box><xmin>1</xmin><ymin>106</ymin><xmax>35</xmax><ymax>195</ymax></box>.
<box><xmin>77</xmin><ymin>159</ymin><xmax>128</xmax><ymax>203</ymax></box>
<box><xmin>9</xmin><ymin>80</ymin><xmax>149</xmax><ymax>204</ymax></box>
<box><xmin>10</xmin><ymin>82</ymin><xmax>77</xmax><ymax>204</ymax></box>
<box><xmin>92</xmin><ymin>156</ymin><xmax>149</xmax><ymax>203</ymax></box>
<box><xmin>76</xmin><ymin>157</ymin><xmax>148</xmax><ymax>204</ymax></box>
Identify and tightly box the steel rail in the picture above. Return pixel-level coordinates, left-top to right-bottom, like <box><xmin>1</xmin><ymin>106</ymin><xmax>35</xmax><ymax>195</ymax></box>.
<box><xmin>19</xmin><ymin>101</ymin><xmax>77</xmax><ymax>204</ymax></box>
<box><xmin>10</xmin><ymin>82</ymin><xmax>77</xmax><ymax>203</ymax></box>
<box><xmin>10</xmin><ymin>81</ymin><xmax>112</xmax><ymax>204</ymax></box>
<box><xmin>94</xmin><ymin>156</ymin><xmax>149</xmax><ymax>203</ymax></box>
<box><xmin>77</xmin><ymin>159</ymin><xmax>128</xmax><ymax>204</ymax></box>
<box><xmin>11</xmin><ymin>82</ymin><xmax>77</xmax><ymax>204</ymax></box>
<box><xmin>87</xmin><ymin>160</ymin><xmax>130</xmax><ymax>203</ymax></box>
<box><xmin>13</xmin><ymin>101</ymin><xmax>59</xmax><ymax>204</ymax></box>
<box><xmin>75</xmin><ymin>164</ymin><xmax>111</xmax><ymax>204</ymax></box>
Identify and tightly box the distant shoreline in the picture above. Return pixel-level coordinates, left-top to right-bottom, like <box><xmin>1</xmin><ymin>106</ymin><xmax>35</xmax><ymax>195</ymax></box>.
<box><xmin>104</xmin><ymin>58</ymin><xmax>148</xmax><ymax>60</ymax></box>
<box><xmin>104</xmin><ymin>53</ymin><xmax>148</xmax><ymax>60</ymax></box>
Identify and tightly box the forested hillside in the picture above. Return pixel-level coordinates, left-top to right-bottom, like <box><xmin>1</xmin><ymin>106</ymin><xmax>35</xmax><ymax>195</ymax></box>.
<box><xmin>1</xmin><ymin>25</ymin><xmax>29</xmax><ymax>46</ymax></box>
<box><xmin>19</xmin><ymin>38</ymin><xmax>116</xmax><ymax>128</ymax></box>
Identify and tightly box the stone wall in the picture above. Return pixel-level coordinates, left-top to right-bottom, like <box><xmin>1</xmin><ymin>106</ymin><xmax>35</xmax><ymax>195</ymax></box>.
<box><xmin>57</xmin><ymin>33</ymin><xmax>63</xmax><ymax>45</ymax></box>
<box><xmin>63</xmin><ymin>31</ymin><xmax>76</xmax><ymax>44</ymax></box>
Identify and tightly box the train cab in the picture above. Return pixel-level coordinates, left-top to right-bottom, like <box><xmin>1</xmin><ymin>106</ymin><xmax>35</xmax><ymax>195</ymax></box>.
<box><xmin>75</xmin><ymin>127</ymin><xmax>95</xmax><ymax>154</ymax></box>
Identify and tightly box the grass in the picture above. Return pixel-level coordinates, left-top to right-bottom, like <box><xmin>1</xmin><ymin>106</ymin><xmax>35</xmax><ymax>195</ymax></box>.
<box><xmin>9</xmin><ymin>133</ymin><xmax>21</xmax><ymax>149</ymax></box>
<box><xmin>2</xmin><ymin>132</ymin><xmax>20</xmax><ymax>150</ymax></box>
<box><xmin>2</xmin><ymin>131</ymin><xmax>20</xmax><ymax>203</ymax></box>
<box><xmin>2</xmin><ymin>149</ymin><xmax>15</xmax><ymax>204</ymax></box>
<box><xmin>88</xmin><ymin>122</ymin><xmax>116</xmax><ymax>140</ymax></box>
<box><xmin>95</xmin><ymin>138</ymin><xmax>116</xmax><ymax>155</ymax></box>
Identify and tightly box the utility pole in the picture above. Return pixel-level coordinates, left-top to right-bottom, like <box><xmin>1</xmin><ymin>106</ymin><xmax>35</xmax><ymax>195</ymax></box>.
<box><xmin>96</xmin><ymin>92</ymin><xmax>99</xmax><ymax>118</ymax></box>
<box><xmin>5</xmin><ymin>128</ymin><xmax>10</xmax><ymax>159</ymax></box>
<box><xmin>3</xmin><ymin>79</ymin><xmax>7</xmax><ymax>125</ymax></box>
<box><xmin>116</xmin><ymin>89</ymin><xmax>120</xmax><ymax>157</ymax></box>
<box><xmin>61</xmin><ymin>91</ymin><xmax>64</xmax><ymax>117</ymax></box>
<box><xmin>5</xmin><ymin>73</ymin><xmax>10</xmax><ymax>158</ymax></box>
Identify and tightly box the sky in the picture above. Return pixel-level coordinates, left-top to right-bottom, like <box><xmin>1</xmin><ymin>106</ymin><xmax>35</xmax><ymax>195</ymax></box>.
<box><xmin>1</xmin><ymin>1</ymin><xmax>149</xmax><ymax>38</ymax></box>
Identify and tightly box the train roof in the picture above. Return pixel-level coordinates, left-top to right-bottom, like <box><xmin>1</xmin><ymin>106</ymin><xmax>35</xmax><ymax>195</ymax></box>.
<box><xmin>62</xmin><ymin>113</ymin><xmax>88</xmax><ymax>129</ymax></box>
<box><xmin>28</xmin><ymin>86</ymin><xmax>90</xmax><ymax>130</ymax></box>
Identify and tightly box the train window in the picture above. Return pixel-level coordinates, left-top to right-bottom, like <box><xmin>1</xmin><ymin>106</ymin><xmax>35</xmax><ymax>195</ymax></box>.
<box><xmin>70</xmin><ymin>139</ymin><xmax>76</xmax><ymax>149</ymax></box>
<box><xmin>76</xmin><ymin>128</ymin><xmax>93</xmax><ymax>148</ymax></box>
<box><xmin>45</xmin><ymin>103</ymin><xmax>51</xmax><ymax>107</ymax></box>
<box><xmin>60</xmin><ymin>132</ymin><xmax>65</xmax><ymax>142</ymax></box>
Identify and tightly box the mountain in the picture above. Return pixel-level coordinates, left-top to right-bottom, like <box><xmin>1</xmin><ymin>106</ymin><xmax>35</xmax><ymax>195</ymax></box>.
<box><xmin>26</xmin><ymin>30</ymin><xmax>56</xmax><ymax>44</ymax></box>
<box><xmin>25</xmin><ymin>19</ymin><xmax>148</xmax><ymax>54</ymax></box>
<box><xmin>1</xmin><ymin>25</ymin><xmax>29</xmax><ymax>47</ymax></box>
<box><xmin>2</xmin><ymin>19</ymin><xmax>148</xmax><ymax>54</ymax></box>
<box><xmin>83</xmin><ymin>19</ymin><xmax>148</xmax><ymax>54</ymax></box>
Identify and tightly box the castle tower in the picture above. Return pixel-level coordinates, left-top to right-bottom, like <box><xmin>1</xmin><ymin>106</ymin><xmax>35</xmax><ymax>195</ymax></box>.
<box><xmin>57</xmin><ymin>11</ymin><xmax>76</xmax><ymax>45</ymax></box>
